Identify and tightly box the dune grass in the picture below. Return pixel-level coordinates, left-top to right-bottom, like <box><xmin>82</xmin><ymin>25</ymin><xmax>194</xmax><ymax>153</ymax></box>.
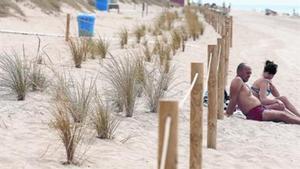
<box><xmin>69</xmin><ymin>38</ymin><xmax>91</xmax><ymax>68</ymax></box>
<box><xmin>51</xmin><ymin>102</ymin><xmax>87</xmax><ymax>165</ymax></box>
<box><xmin>134</xmin><ymin>24</ymin><xmax>146</xmax><ymax>44</ymax></box>
<box><xmin>0</xmin><ymin>51</ymin><xmax>30</xmax><ymax>100</ymax></box>
<box><xmin>155</xmin><ymin>11</ymin><xmax>178</xmax><ymax>31</ymax></box>
<box><xmin>95</xmin><ymin>36</ymin><xmax>110</xmax><ymax>59</ymax></box>
<box><xmin>143</xmin><ymin>66</ymin><xmax>175</xmax><ymax>112</ymax></box>
<box><xmin>158</xmin><ymin>44</ymin><xmax>171</xmax><ymax>65</ymax></box>
<box><xmin>92</xmin><ymin>96</ymin><xmax>120</xmax><ymax>139</ymax></box>
<box><xmin>170</xmin><ymin>29</ymin><xmax>182</xmax><ymax>55</ymax></box>
<box><xmin>29</xmin><ymin>62</ymin><xmax>48</xmax><ymax>91</ymax></box>
<box><xmin>0</xmin><ymin>0</ymin><xmax>25</xmax><ymax>17</ymax></box>
<box><xmin>54</xmin><ymin>75</ymin><xmax>95</xmax><ymax>123</ymax></box>
<box><xmin>142</xmin><ymin>40</ymin><xmax>151</xmax><ymax>62</ymax></box>
<box><xmin>0</xmin><ymin>0</ymin><xmax>94</xmax><ymax>17</ymax></box>
<box><xmin>135</xmin><ymin>55</ymin><xmax>145</xmax><ymax>97</ymax></box>
<box><xmin>184</xmin><ymin>6</ymin><xmax>204</xmax><ymax>41</ymax></box>
<box><xmin>102</xmin><ymin>53</ymin><xmax>139</xmax><ymax>117</ymax></box>
<box><xmin>29</xmin><ymin>0</ymin><xmax>95</xmax><ymax>13</ymax></box>
<box><xmin>119</xmin><ymin>28</ymin><xmax>129</xmax><ymax>49</ymax></box>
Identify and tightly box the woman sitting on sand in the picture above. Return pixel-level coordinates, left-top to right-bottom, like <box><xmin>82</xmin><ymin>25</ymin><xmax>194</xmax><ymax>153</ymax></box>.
<box><xmin>251</xmin><ymin>60</ymin><xmax>300</xmax><ymax>117</ymax></box>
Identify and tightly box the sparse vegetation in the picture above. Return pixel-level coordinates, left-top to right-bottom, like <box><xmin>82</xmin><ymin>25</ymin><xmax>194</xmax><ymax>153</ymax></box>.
<box><xmin>102</xmin><ymin>53</ymin><xmax>138</xmax><ymax>117</ymax></box>
<box><xmin>134</xmin><ymin>25</ymin><xmax>146</xmax><ymax>44</ymax></box>
<box><xmin>0</xmin><ymin>0</ymin><xmax>24</xmax><ymax>17</ymax></box>
<box><xmin>50</xmin><ymin>99</ymin><xmax>87</xmax><ymax>165</ymax></box>
<box><xmin>142</xmin><ymin>41</ymin><xmax>151</xmax><ymax>62</ymax></box>
<box><xmin>184</xmin><ymin>7</ymin><xmax>204</xmax><ymax>41</ymax></box>
<box><xmin>0</xmin><ymin>51</ymin><xmax>30</xmax><ymax>100</ymax></box>
<box><xmin>92</xmin><ymin>97</ymin><xmax>120</xmax><ymax>139</ymax></box>
<box><xmin>0</xmin><ymin>0</ymin><xmax>95</xmax><ymax>17</ymax></box>
<box><xmin>135</xmin><ymin>55</ymin><xmax>145</xmax><ymax>97</ymax></box>
<box><xmin>95</xmin><ymin>36</ymin><xmax>110</xmax><ymax>59</ymax></box>
<box><xmin>155</xmin><ymin>11</ymin><xmax>178</xmax><ymax>31</ymax></box>
<box><xmin>119</xmin><ymin>28</ymin><xmax>128</xmax><ymax>49</ymax></box>
<box><xmin>143</xmin><ymin>66</ymin><xmax>175</xmax><ymax>112</ymax></box>
<box><xmin>158</xmin><ymin>44</ymin><xmax>171</xmax><ymax>65</ymax></box>
<box><xmin>68</xmin><ymin>38</ymin><xmax>85</xmax><ymax>68</ymax></box>
<box><xmin>54</xmin><ymin>75</ymin><xmax>95</xmax><ymax>123</ymax></box>
<box><xmin>170</xmin><ymin>29</ymin><xmax>182</xmax><ymax>55</ymax></box>
<box><xmin>29</xmin><ymin>0</ymin><xmax>95</xmax><ymax>13</ymax></box>
<box><xmin>29</xmin><ymin>63</ymin><xmax>47</xmax><ymax>91</ymax></box>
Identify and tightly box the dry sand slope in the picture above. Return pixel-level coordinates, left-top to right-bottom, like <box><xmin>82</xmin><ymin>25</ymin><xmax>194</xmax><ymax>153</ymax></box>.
<box><xmin>0</xmin><ymin>3</ymin><xmax>300</xmax><ymax>169</ymax></box>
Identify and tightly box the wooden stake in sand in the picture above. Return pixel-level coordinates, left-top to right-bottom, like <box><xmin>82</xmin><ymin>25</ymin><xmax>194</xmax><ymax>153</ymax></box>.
<box><xmin>207</xmin><ymin>45</ymin><xmax>214</xmax><ymax>70</ymax></box>
<box><xmin>65</xmin><ymin>13</ymin><xmax>70</xmax><ymax>41</ymax></box>
<box><xmin>158</xmin><ymin>100</ymin><xmax>178</xmax><ymax>169</ymax></box>
<box><xmin>230</xmin><ymin>16</ymin><xmax>233</xmax><ymax>48</ymax></box>
<box><xmin>207</xmin><ymin>45</ymin><xmax>218</xmax><ymax>149</ymax></box>
<box><xmin>190</xmin><ymin>63</ymin><xmax>204</xmax><ymax>169</ymax></box>
<box><xmin>224</xmin><ymin>19</ymin><xmax>231</xmax><ymax>86</ymax></box>
<box><xmin>217</xmin><ymin>38</ymin><xmax>225</xmax><ymax>120</ymax></box>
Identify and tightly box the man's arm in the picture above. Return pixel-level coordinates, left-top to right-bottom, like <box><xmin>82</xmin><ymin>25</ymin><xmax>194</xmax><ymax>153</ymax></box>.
<box><xmin>226</xmin><ymin>78</ymin><xmax>243</xmax><ymax>116</ymax></box>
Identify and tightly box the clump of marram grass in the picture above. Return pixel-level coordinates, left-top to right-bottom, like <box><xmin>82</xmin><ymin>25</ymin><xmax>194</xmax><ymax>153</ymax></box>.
<box><xmin>29</xmin><ymin>62</ymin><xmax>48</xmax><ymax>91</ymax></box>
<box><xmin>54</xmin><ymin>75</ymin><xmax>95</xmax><ymax>123</ymax></box>
<box><xmin>135</xmin><ymin>55</ymin><xmax>145</xmax><ymax>97</ymax></box>
<box><xmin>184</xmin><ymin>7</ymin><xmax>204</xmax><ymax>41</ymax></box>
<box><xmin>0</xmin><ymin>51</ymin><xmax>30</xmax><ymax>100</ymax></box>
<box><xmin>143</xmin><ymin>66</ymin><xmax>175</xmax><ymax>112</ymax></box>
<box><xmin>119</xmin><ymin>27</ymin><xmax>128</xmax><ymax>49</ymax></box>
<box><xmin>68</xmin><ymin>38</ymin><xmax>85</xmax><ymax>68</ymax></box>
<box><xmin>81</xmin><ymin>38</ymin><xmax>90</xmax><ymax>61</ymax></box>
<box><xmin>95</xmin><ymin>36</ymin><xmax>110</xmax><ymax>59</ymax></box>
<box><xmin>50</xmin><ymin>102</ymin><xmax>87</xmax><ymax>165</ymax></box>
<box><xmin>134</xmin><ymin>24</ymin><xmax>146</xmax><ymax>44</ymax></box>
<box><xmin>155</xmin><ymin>11</ymin><xmax>178</xmax><ymax>31</ymax></box>
<box><xmin>105</xmin><ymin>88</ymin><xmax>123</xmax><ymax>113</ymax></box>
<box><xmin>158</xmin><ymin>44</ymin><xmax>172</xmax><ymax>65</ymax></box>
<box><xmin>152</xmin><ymin>25</ymin><xmax>163</xmax><ymax>36</ymax></box>
<box><xmin>142</xmin><ymin>41</ymin><xmax>152</xmax><ymax>62</ymax></box>
<box><xmin>92</xmin><ymin>96</ymin><xmax>120</xmax><ymax>139</ymax></box>
<box><xmin>152</xmin><ymin>38</ymin><xmax>162</xmax><ymax>55</ymax></box>
<box><xmin>170</xmin><ymin>29</ymin><xmax>182</xmax><ymax>55</ymax></box>
<box><xmin>102</xmin><ymin>53</ymin><xmax>138</xmax><ymax>117</ymax></box>
<box><xmin>85</xmin><ymin>39</ymin><xmax>97</xmax><ymax>59</ymax></box>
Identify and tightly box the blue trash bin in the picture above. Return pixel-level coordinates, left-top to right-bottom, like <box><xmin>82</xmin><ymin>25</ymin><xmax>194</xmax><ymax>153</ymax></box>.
<box><xmin>96</xmin><ymin>0</ymin><xmax>108</xmax><ymax>11</ymax></box>
<box><xmin>77</xmin><ymin>13</ymin><xmax>96</xmax><ymax>37</ymax></box>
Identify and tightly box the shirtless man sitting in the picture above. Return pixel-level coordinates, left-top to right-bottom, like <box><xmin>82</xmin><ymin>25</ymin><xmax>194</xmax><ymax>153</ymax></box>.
<box><xmin>225</xmin><ymin>63</ymin><xmax>300</xmax><ymax>124</ymax></box>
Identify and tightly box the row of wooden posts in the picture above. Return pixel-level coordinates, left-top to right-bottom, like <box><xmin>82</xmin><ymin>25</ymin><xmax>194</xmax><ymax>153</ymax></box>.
<box><xmin>158</xmin><ymin>6</ymin><xmax>233</xmax><ymax>169</ymax></box>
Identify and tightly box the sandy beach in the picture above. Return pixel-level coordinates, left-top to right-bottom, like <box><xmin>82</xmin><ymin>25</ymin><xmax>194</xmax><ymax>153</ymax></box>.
<box><xmin>0</xmin><ymin>2</ymin><xmax>300</xmax><ymax>169</ymax></box>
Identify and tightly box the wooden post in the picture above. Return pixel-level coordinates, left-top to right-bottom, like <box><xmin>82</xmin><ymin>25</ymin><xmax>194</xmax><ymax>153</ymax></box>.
<box><xmin>217</xmin><ymin>38</ymin><xmax>225</xmax><ymax>120</ymax></box>
<box><xmin>224</xmin><ymin>19</ymin><xmax>230</xmax><ymax>86</ymax></box>
<box><xmin>207</xmin><ymin>45</ymin><xmax>214</xmax><ymax>70</ymax></box>
<box><xmin>65</xmin><ymin>13</ymin><xmax>70</xmax><ymax>42</ymax></box>
<box><xmin>158</xmin><ymin>100</ymin><xmax>178</xmax><ymax>169</ymax></box>
<box><xmin>190</xmin><ymin>63</ymin><xmax>204</xmax><ymax>169</ymax></box>
<box><xmin>207</xmin><ymin>45</ymin><xmax>218</xmax><ymax>149</ymax></box>
<box><xmin>229</xmin><ymin>16</ymin><xmax>233</xmax><ymax>48</ymax></box>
